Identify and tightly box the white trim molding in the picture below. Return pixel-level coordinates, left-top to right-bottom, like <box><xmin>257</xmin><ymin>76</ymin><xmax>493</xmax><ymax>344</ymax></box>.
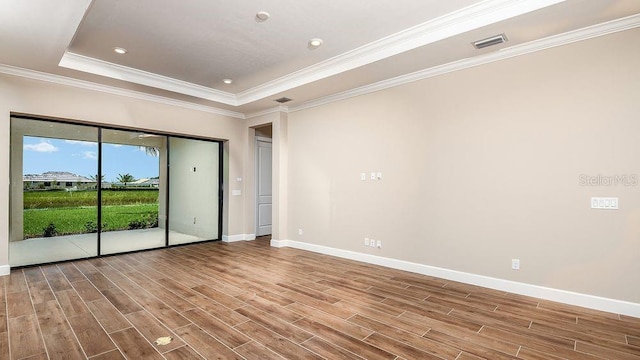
<box><xmin>0</xmin><ymin>265</ymin><xmax>10</xmax><ymax>276</ymax></box>
<box><xmin>222</xmin><ymin>234</ymin><xmax>256</xmax><ymax>243</ymax></box>
<box><xmin>0</xmin><ymin>64</ymin><xmax>245</xmax><ymax>119</ymax></box>
<box><xmin>272</xmin><ymin>240</ymin><xmax>640</xmax><ymax>318</ymax></box>
<box><xmin>289</xmin><ymin>13</ymin><xmax>640</xmax><ymax>113</ymax></box>
<box><xmin>56</xmin><ymin>0</ymin><xmax>564</xmax><ymax>106</ymax></box>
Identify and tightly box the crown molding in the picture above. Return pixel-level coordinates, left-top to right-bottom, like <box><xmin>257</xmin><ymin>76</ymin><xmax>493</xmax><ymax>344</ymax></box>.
<box><xmin>56</xmin><ymin>0</ymin><xmax>564</xmax><ymax>106</ymax></box>
<box><xmin>245</xmin><ymin>105</ymin><xmax>289</xmax><ymax>120</ymax></box>
<box><xmin>289</xmin><ymin>13</ymin><xmax>640</xmax><ymax>113</ymax></box>
<box><xmin>0</xmin><ymin>64</ymin><xmax>245</xmax><ymax>119</ymax></box>
<box><xmin>59</xmin><ymin>52</ymin><xmax>238</xmax><ymax>105</ymax></box>
<box><xmin>4</xmin><ymin>12</ymin><xmax>637</xmax><ymax>121</ymax></box>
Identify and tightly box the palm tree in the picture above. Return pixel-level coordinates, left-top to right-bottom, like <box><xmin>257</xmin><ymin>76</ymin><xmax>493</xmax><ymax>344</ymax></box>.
<box><xmin>117</xmin><ymin>173</ymin><xmax>136</xmax><ymax>186</ymax></box>
<box><xmin>89</xmin><ymin>174</ymin><xmax>105</xmax><ymax>182</ymax></box>
<box><xmin>140</xmin><ymin>146</ymin><xmax>159</xmax><ymax>157</ymax></box>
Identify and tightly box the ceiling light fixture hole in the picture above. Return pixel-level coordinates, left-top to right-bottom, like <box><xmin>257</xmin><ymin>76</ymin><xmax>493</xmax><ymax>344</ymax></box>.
<box><xmin>255</xmin><ymin>11</ymin><xmax>270</xmax><ymax>22</ymax></box>
<box><xmin>308</xmin><ymin>38</ymin><xmax>323</xmax><ymax>50</ymax></box>
<box><xmin>223</xmin><ymin>79</ymin><xmax>233</xmax><ymax>84</ymax></box>
<box><xmin>113</xmin><ymin>47</ymin><xmax>128</xmax><ymax>55</ymax></box>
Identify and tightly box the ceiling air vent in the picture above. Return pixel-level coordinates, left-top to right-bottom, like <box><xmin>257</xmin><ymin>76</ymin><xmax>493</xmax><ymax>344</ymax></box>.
<box><xmin>274</xmin><ymin>97</ymin><xmax>292</xmax><ymax>104</ymax></box>
<box><xmin>473</xmin><ymin>33</ymin><xmax>508</xmax><ymax>49</ymax></box>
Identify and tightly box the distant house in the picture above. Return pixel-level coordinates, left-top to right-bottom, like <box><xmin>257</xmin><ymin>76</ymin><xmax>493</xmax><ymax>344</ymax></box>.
<box><xmin>116</xmin><ymin>178</ymin><xmax>160</xmax><ymax>188</ymax></box>
<box><xmin>23</xmin><ymin>171</ymin><xmax>95</xmax><ymax>190</ymax></box>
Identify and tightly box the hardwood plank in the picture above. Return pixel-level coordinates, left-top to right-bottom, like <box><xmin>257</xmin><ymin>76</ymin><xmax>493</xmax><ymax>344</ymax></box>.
<box><xmin>191</xmin><ymin>284</ymin><xmax>245</xmax><ymax>310</ymax></box>
<box><xmin>300</xmin><ymin>336</ymin><xmax>363</xmax><ymax>360</ymax></box>
<box><xmin>184</xmin><ymin>293</ymin><xmax>249</xmax><ymax>326</ymax></box>
<box><xmin>575</xmin><ymin>341</ymin><xmax>640</xmax><ymax>360</ymax></box>
<box><xmin>348</xmin><ymin>314</ymin><xmax>461</xmax><ymax>359</ymax></box>
<box><xmin>235</xmin><ymin>305</ymin><xmax>313</xmax><ymax>344</ymax></box>
<box><xmin>235</xmin><ymin>340</ymin><xmax>287</xmax><ymax>360</ymax></box>
<box><xmin>292</xmin><ymin>317</ymin><xmax>395</xmax><ymax>360</ymax></box>
<box><xmin>125</xmin><ymin>310</ymin><xmax>184</xmax><ymax>353</ymax></box>
<box><xmin>67</xmin><ymin>312</ymin><xmax>118</xmax><ymax>357</ymax></box>
<box><xmin>288</xmin><ymin>302</ymin><xmax>373</xmax><ymax>340</ymax></box>
<box><xmin>173</xmin><ymin>324</ymin><xmax>243</xmax><ymax>359</ymax></box>
<box><xmin>101</xmin><ymin>288</ymin><xmax>142</xmax><ymax>315</ymax></box>
<box><xmin>71</xmin><ymin>280</ymin><xmax>104</xmax><ymax>303</ymax></box>
<box><xmin>110</xmin><ymin>327</ymin><xmax>164</xmax><ymax>360</ymax></box>
<box><xmin>6</xmin><ymin>271</ymin><xmax>28</xmax><ymax>294</ymax></box>
<box><xmin>41</xmin><ymin>265</ymin><xmax>72</xmax><ymax>292</ymax></box>
<box><xmin>8</xmin><ymin>314</ymin><xmax>46</xmax><ymax>359</ymax></box>
<box><xmin>89</xmin><ymin>349</ymin><xmax>126</xmax><ymax>360</ymax></box>
<box><xmin>162</xmin><ymin>345</ymin><xmax>205</xmax><ymax>360</ymax></box>
<box><xmin>182</xmin><ymin>308</ymin><xmax>251</xmax><ymax>348</ymax></box>
<box><xmin>55</xmin><ymin>289</ymin><xmax>90</xmax><ymax>317</ymax></box>
<box><xmin>364</xmin><ymin>332</ymin><xmax>444</xmax><ymax>360</ymax></box>
<box><xmin>6</xmin><ymin>290</ymin><xmax>33</xmax><ymax>319</ymax></box>
<box><xmin>86</xmin><ymin>299</ymin><xmax>131</xmax><ymax>333</ymax></box>
<box><xmin>235</xmin><ymin>320</ymin><xmax>323</xmax><ymax>360</ymax></box>
<box><xmin>236</xmin><ymin>292</ymin><xmax>303</xmax><ymax>323</ymax></box>
<box><xmin>34</xmin><ymin>300</ymin><xmax>86</xmax><ymax>359</ymax></box>
<box><xmin>0</xmin><ymin>332</ymin><xmax>9</xmax><ymax>360</ymax></box>
<box><xmin>57</xmin><ymin>263</ymin><xmax>87</xmax><ymax>283</ymax></box>
<box><xmin>422</xmin><ymin>329</ymin><xmax>519</xmax><ymax>360</ymax></box>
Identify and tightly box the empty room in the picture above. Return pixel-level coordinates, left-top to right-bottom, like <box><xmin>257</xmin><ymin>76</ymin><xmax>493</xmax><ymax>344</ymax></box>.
<box><xmin>1</xmin><ymin>0</ymin><xmax>639</xmax><ymax>359</ymax></box>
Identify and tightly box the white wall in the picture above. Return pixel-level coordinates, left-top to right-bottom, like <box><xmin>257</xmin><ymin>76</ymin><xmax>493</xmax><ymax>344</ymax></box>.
<box><xmin>284</xmin><ymin>28</ymin><xmax>640</xmax><ymax>305</ymax></box>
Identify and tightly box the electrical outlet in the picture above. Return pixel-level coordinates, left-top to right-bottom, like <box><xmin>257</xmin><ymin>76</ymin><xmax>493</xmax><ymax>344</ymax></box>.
<box><xmin>193</xmin><ymin>217</ymin><xmax>196</xmax><ymax>224</ymax></box>
<box><xmin>511</xmin><ymin>259</ymin><xmax>520</xmax><ymax>270</ymax></box>
<box><xmin>369</xmin><ymin>239</ymin><xmax>376</xmax><ymax>248</ymax></box>
<box><xmin>298</xmin><ymin>229</ymin><xmax>303</xmax><ymax>235</ymax></box>
<box><xmin>364</xmin><ymin>238</ymin><xmax>370</xmax><ymax>246</ymax></box>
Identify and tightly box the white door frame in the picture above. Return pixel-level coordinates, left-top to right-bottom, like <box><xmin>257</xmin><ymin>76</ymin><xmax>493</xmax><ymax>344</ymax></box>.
<box><xmin>255</xmin><ymin>136</ymin><xmax>273</xmax><ymax>236</ymax></box>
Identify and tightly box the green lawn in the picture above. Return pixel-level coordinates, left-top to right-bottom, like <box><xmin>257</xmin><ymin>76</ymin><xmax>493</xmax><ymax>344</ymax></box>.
<box><xmin>22</xmin><ymin>189</ymin><xmax>159</xmax><ymax>238</ymax></box>
<box><xmin>24</xmin><ymin>189</ymin><xmax>159</xmax><ymax>208</ymax></box>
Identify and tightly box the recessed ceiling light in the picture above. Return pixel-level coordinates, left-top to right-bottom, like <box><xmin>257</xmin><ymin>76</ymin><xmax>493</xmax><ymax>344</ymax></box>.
<box><xmin>255</xmin><ymin>11</ymin><xmax>270</xmax><ymax>22</ymax></box>
<box><xmin>113</xmin><ymin>47</ymin><xmax>127</xmax><ymax>55</ymax></box>
<box><xmin>308</xmin><ymin>38</ymin><xmax>323</xmax><ymax>50</ymax></box>
<box><xmin>223</xmin><ymin>79</ymin><xmax>233</xmax><ymax>84</ymax></box>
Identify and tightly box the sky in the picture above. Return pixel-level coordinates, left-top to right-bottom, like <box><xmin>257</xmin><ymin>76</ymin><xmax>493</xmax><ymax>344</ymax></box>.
<box><xmin>23</xmin><ymin>136</ymin><xmax>159</xmax><ymax>182</ymax></box>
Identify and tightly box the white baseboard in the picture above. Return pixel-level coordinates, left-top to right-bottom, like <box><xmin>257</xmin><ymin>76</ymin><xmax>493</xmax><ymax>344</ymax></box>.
<box><xmin>222</xmin><ymin>234</ymin><xmax>256</xmax><ymax>242</ymax></box>
<box><xmin>272</xmin><ymin>240</ymin><xmax>640</xmax><ymax>318</ymax></box>
<box><xmin>0</xmin><ymin>265</ymin><xmax>10</xmax><ymax>276</ymax></box>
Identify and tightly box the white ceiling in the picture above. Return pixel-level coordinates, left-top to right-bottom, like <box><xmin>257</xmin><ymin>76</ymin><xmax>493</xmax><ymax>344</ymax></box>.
<box><xmin>2</xmin><ymin>0</ymin><xmax>640</xmax><ymax>117</ymax></box>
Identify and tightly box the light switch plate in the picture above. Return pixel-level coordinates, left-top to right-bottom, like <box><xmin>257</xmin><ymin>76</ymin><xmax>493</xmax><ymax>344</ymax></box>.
<box><xmin>231</xmin><ymin>190</ymin><xmax>241</xmax><ymax>196</ymax></box>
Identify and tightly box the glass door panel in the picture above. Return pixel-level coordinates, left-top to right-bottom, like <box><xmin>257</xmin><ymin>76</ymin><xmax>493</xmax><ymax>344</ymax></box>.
<box><xmin>168</xmin><ymin>137</ymin><xmax>220</xmax><ymax>245</ymax></box>
<box><xmin>10</xmin><ymin>118</ymin><xmax>99</xmax><ymax>266</ymax></box>
<box><xmin>100</xmin><ymin>129</ymin><xmax>166</xmax><ymax>254</ymax></box>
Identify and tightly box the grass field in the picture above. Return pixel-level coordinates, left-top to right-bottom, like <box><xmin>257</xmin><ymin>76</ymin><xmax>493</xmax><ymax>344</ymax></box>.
<box><xmin>23</xmin><ymin>189</ymin><xmax>159</xmax><ymax>238</ymax></box>
<box><xmin>24</xmin><ymin>189</ymin><xmax>159</xmax><ymax>209</ymax></box>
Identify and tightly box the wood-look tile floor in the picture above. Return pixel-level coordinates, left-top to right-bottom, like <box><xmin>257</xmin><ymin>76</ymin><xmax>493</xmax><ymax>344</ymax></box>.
<box><xmin>1</xmin><ymin>237</ymin><xmax>639</xmax><ymax>360</ymax></box>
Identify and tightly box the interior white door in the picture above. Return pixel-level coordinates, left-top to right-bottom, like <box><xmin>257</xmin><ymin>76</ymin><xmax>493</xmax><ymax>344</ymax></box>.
<box><xmin>256</xmin><ymin>139</ymin><xmax>272</xmax><ymax>236</ymax></box>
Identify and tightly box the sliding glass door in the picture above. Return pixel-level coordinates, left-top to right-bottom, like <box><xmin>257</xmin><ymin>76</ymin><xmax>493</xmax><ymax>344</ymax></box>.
<box><xmin>168</xmin><ymin>137</ymin><xmax>220</xmax><ymax>245</ymax></box>
<box><xmin>100</xmin><ymin>129</ymin><xmax>166</xmax><ymax>255</ymax></box>
<box><xmin>9</xmin><ymin>117</ymin><xmax>221</xmax><ymax>267</ymax></box>
<box><xmin>10</xmin><ymin>118</ymin><xmax>99</xmax><ymax>266</ymax></box>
